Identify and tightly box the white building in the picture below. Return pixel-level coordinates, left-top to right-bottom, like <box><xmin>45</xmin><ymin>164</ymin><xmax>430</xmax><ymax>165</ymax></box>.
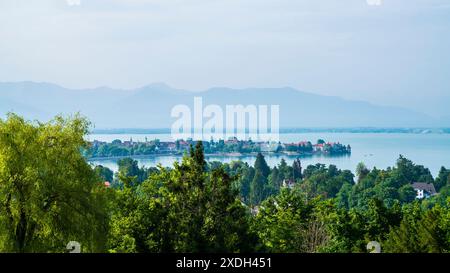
<box><xmin>411</xmin><ymin>182</ymin><xmax>437</xmax><ymax>199</ymax></box>
<box><xmin>282</xmin><ymin>179</ymin><xmax>296</xmax><ymax>189</ymax></box>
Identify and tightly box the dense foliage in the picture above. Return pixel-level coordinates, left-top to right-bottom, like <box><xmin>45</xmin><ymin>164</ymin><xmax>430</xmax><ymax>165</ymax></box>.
<box><xmin>0</xmin><ymin>114</ymin><xmax>109</xmax><ymax>252</ymax></box>
<box><xmin>1</xmin><ymin>114</ymin><xmax>450</xmax><ymax>253</ymax></box>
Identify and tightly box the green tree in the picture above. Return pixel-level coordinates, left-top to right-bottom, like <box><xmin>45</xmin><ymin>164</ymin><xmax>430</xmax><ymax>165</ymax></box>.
<box><xmin>395</xmin><ymin>155</ymin><xmax>433</xmax><ymax>184</ymax></box>
<box><xmin>253</xmin><ymin>189</ymin><xmax>333</xmax><ymax>253</ymax></box>
<box><xmin>292</xmin><ymin>159</ymin><xmax>302</xmax><ymax>181</ymax></box>
<box><xmin>365</xmin><ymin>199</ymin><xmax>401</xmax><ymax>241</ymax></box>
<box><xmin>118</xmin><ymin>158</ymin><xmax>140</xmax><ymax>177</ymax></box>
<box><xmin>302</xmin><ymin>163</ymin><xmax>326</xmax><ymax>180</ymax></box>
<box><xmin>192</xmin><ymin>141</ymin><xmax>206</xmax><ymax>172</ymax></box>
<box><xmin>398</xmin><ymin>184</ymin><xmax>417</xmax><ymax>203</ymax></box>
<box><xmin>238</xmin><ymin>166</ymin><xmax>254</xmax><ymax>203</ymax></box>
<box><xmin>336</xmin><ymin>183</ymin><xmax>353</xmax><ymax>209</ymax></box>
<box><xmin>254</xmin><ymin>153</ymin><xmax>270</xmax><ymax>178</ymax></box>
<box><xmin>94</xmin><ymin>165</ymin><xmax>114</xmax><ymax>183</ymax></box>
<box><xmin>435</xmin><ymin>167</ymin><xmax>450</xmax><ymax>192</ymax></box>
<box><xmin>277</xmin><ymin>158</ymin><xmax>292</xmax><ymax>181</ymax></box>
<box><xmin>250</xmin><ymin>170</ymin><xmax>268</xmax><ymax>205</ymax></box>
<box><xmin>356</xmin><ymin>162</ymin><xmax>370</xmax><ymax>183</ymax></box>
<box><xmin>108</xmin><ymin>142</ymin><xmax>256</xmax><ymax>252</ymax></box>
<box><xmin>107</xmin><ymin>174</ymin><xmax>144</xmax><ymax>253</ymax></box>
<box><xmin>253</xmin><ymin>189</ymin><xmax>308</xmax><ymax>252</ymax></box>
<box><xmin>383</xmin><ymin>202</ymin><xmax>450</xmax><ymax>253</ymax></box>
<box><xmin>267</xmin><ymin>167</ymin><xmax>281</xmax><ymax>196</ymax></box>
<box><xmin>0</xmin><ymin>114</ymin><xmax>109</xmax><ymax>253</ymax></box>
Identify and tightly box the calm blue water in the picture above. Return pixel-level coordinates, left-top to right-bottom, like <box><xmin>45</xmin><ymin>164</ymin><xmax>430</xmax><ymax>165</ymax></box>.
<box><xmin>88</xmin><ymin>133</ymin><xmax>450</xmax><ymax>177</ymax></box>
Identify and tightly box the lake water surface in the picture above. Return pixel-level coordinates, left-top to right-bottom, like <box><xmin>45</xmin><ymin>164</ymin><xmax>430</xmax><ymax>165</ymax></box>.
<box><xmin>88</xmin><ymin>133</ymin><xmax>450</xmax><ymax>177</ymax></box>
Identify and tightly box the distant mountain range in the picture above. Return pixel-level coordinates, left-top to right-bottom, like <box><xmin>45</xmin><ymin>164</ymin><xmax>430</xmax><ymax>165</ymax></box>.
<box><xmin>0</xmin><ymin>81</ymin><xmax>446</xmax><ymax>129</ymax></box>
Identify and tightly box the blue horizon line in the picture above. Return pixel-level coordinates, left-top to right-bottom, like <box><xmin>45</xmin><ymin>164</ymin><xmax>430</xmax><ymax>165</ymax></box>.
<box><xmin>90</xmin><ymin>127</ymin><xmax>450</xmax><ymax>134</ymax></box>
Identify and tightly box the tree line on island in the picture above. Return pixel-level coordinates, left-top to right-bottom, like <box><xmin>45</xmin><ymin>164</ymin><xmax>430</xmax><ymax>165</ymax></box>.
<box><xmin>1</xmin><ymin>114</ymin><xmax>450</xmax><ymax>253</ymax></box>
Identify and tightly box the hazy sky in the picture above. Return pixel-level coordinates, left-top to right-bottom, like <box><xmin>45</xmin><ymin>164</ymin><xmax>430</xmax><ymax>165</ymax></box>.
<box><xmin>1</xmin><ymin>0</ymin><xmax>449</xmax><ymax>118</ymax></box>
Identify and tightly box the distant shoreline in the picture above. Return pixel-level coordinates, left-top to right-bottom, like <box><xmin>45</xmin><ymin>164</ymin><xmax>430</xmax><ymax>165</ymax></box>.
<box><xmin>91</xmin><ymin>128</ymin><xmax>450</xmax><ymax>135</ymax></box>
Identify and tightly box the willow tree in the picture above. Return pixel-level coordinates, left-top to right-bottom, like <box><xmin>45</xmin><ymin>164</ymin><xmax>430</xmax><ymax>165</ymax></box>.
<box><xmin>0</xmin><ymin>114</ymin><xmax>109</xmax><ymax>253</ymax></box>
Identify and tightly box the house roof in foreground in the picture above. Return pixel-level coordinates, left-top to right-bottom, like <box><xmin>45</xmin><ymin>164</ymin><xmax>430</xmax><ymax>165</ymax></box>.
<box><xmin>411</xmin><ymin>182</ymin><xmax>437</xmax><ymax>195</ymax></box>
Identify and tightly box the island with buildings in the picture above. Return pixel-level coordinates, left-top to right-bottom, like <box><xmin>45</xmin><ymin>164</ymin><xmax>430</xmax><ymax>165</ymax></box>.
<box><xmin>83</xmin><ymin>137</ymin><xmax>351</xmax><ymax>159</ymax></box>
